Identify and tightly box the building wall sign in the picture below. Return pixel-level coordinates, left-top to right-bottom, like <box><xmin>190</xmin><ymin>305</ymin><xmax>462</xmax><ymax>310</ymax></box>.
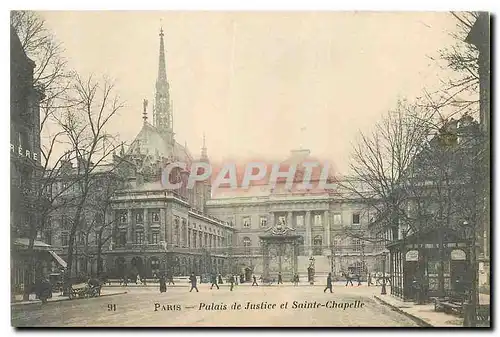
<box><xmin>451</xmin><ymin>249</ymin><xmax>466</xmax><ymax>261</ymax></box>
<box><xmin>405</xmin><ymin>250</ymin><xmax>419</xmax><ymax>261</ymax></box>
<box><xmin>11</xmin><ymin>144</ymin><xmax>38</xmax><ymax>161</ymax></box>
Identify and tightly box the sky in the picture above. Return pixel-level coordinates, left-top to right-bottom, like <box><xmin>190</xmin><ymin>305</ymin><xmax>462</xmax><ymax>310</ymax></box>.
<box><xmin>39</xmin><ymin>11</ymin><xmax>460</xmax><ymax>174</ymax></box>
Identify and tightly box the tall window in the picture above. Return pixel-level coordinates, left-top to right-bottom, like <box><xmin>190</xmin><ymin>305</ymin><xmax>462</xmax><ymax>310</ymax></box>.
<box><xmin>296</xmin><ymin>215</ymin><xmax>304</xmax><ymax>227</ymax></box>
<box><xmin>314</xmin><ymin>214</ymin><xmax>322</xmax><ymax>226</ymax></box>
<box><xmin>260</xmin><ymin>217</ymin><xmax>268</xmax><ymax>227</ymax></box>
<box><xmin>174</xmin><ymin>224</ymin><xmax>180</xmax><ymax>246</ymax></box>
<box><xmin>119</xmin><ymin>211</ymin><xmax>127</xmax><ymax>224</ymax></box>
<box><xmin>44</xmin><ymin>229</ymin><xmax>52</xmax><ymax>245</ymax></box>
<box><xmin>151</xmin><ymin>231</ymin><xmax>159</xmax><ymax>244</ymax></box>
<box><xmin>333</xmin><ymin>213</ymin><xmax>342</xmax><ymax>225</ymax></box>
<box><xmin>352</xmin><ymin>213</ymin><xmax>360</xmax><ymax>225</ymax></box>
<box><xmin>61</xmin><ymin>233</ymin><xmax>69</xmax><ymax>246</ymax></box>
<box><xmin>313</xmin><ymin>235</ymin><xmax>323</xmax><ymax>255</ymax></box>
<box><xmin>118</xmin><ymin>231</ymin><xmax>127</xmax><ymax>247</ymax></box>
<box><xmin>135</xmin><ymin>231</ymin><xmax>144</xmax><ymax>244</ymax></box>
<box><xmin>135</xmin><ymin>211</ymin><xmax>143</xmax><ymax>224</ymax></box>
<box><xmin>152</xmin><ymin>212</ymin><xmax>160</xmax><ymax>222</ymax></box>
<box><xmin>243</xmin><ymin>217</ymin><xmax>251</xmax><ymax>228</ymax></box>
<box><xmin>353</xmin><ymin>238</ymin><xmax>362</xmax><ymax>252</ymax></box>
<box><xmin>151</xmin><ymin>258</ymin><xmax>160</xmax><ymax>276</ymax></box>
<box><xmin>278</xmin><ymin>216</ymin><xmax>286</xmax><ymax>226</ymax></box>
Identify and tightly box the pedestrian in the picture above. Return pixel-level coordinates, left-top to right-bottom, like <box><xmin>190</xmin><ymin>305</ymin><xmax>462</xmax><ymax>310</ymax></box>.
<box><xmin>324</xmin><ymin>272</ymin><xmax>333</xmax><ymax>293</ymax></box>
<box><xmin>168</xmin><ymin>274</ymin><xmax>175</xmax><ymax>285</ymax></box>
<box><xmin>345</xmin><ymin>272</ymin><xmax>353</xmax><ymax>286</ymax></box>
<box><xmin>252</xmin><ymin>275</ymin><xmax>258</xmax><ymax>286</ymax></box>
<box><xmin>277</xmin><ymin>272</ymin><xmax>283</xmax><ymax>285</ymax></box>
<box><xmin>189</xmin><ymin>273</ymin><xmax>199</xmax><ymax>292</ymax></box>
<box><xmin>218</xmin><ymin>273</ymin><xmax>223</xmax><ymax>284</ymax></box>
<box><xmin>159</xmin><ymin>275</ymin><xmax>167</xmax><ymax>293</ymax></box>
<box><xmin>357</xmin><ymin>274</ymin><xmax>362</xmax><ymax>286</ymax></box>
<box><xmin>210</xmin><ymin>274</ymin><xmax>219</xmax><ymax>290</ymax></box>
<box><xmin>229</xmin><ymin>275</ymin><xmax>235</xmax><ymax>291</ymax></box>
<box><xmin>136</xmin><ymin>274</ymin><xmax>140</xmax><ymax>285</ymax></box>
<box><xmin>294</xmin><ymin>274</ymin><xmax>299</xmax><ymax>286</ymax></box>
<box><xmin>368</xmin><ymin>273</ymin><xmax>373</xmax><ymax>286</ymax></box>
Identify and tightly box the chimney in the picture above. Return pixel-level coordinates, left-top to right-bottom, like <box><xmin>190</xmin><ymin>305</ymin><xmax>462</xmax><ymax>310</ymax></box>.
<box><xmin>127</xmin><ymin>176</ymin><xmax>137</xmax><ymax>188</ymax></box>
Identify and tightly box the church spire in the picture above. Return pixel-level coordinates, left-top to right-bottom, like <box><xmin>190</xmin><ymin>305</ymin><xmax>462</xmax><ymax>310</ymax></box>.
<box><xmin>158</xmin><ymin>27</ymin><xmax>167</xmax><ymax>82</ymax></box>
<box><xmin>201</xmin><ymin>133</ymin><xmax>209</xmax><ymax>162</ymax></box>
<box><xmin>154</xmin><ymin>26</ymin><xmax>172</xmax><ymax>134</ymax></box>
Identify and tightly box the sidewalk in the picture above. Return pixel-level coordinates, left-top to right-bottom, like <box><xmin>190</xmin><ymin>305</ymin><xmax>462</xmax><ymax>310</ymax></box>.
<box><xmin>374</xmin><ymin>292</ymin><xmax>491</xmax><ymax>327</ymax></box>
<box><xmin>102</xmin><ymin>280</ymin><xmax>364</xmax><ymax>288</ymax></box>
<box><xmin>11</xmin><ymin>288</ymin><xmax>127</xmax><ymax>307</ymax></box>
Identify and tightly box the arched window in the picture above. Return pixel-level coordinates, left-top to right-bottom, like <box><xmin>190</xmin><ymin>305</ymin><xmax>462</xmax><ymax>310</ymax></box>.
<box><xmin>313</xmin><ymin>235</ymin><xmax>323</xmax><ymax>255</ymax></box>
<box><xmin>243</xmin><ymin>237</ymin><xmax>251</xmax><ymax>248</ymax></box>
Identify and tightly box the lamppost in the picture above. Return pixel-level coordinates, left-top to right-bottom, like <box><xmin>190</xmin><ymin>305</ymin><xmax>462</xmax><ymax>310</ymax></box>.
<box><xmin>462</xmin><ymin>220</ymin><xmax>478</xmax><ymax>327</ymax></box>
<box><xmin>381</xmin><ymin>252</ymin><xmax>387</xmax><ymax>295</ymax></box>
<box><xmin>308</xmin><ymin>256</ymin><xmax>315</xmax><ymax>285</ymax></box>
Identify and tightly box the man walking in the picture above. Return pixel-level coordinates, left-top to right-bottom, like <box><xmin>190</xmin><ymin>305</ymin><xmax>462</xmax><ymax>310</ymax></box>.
<box><xmin>210</xmin><ymin>273</ymin><xmax>219</xmax><ymax>290</ymax></box>
<box><xmin>252</xmin><ymin>274</ymin><xmax>258</xmax><ymax>286</ymax></box>
<box><xmin>324</xmin><ymin>272</ymin><xmax>333</xmax><ymax>293</ymax></box>
<box><xmin>293</xmin><ymin>274</ymin><xmax>299</xmax><ymax>286</ymax></box>
<box><xmin>367</xmin><ymin>273</ymin><xmax>374</xmax><ymax>286</ymax></box>
<box><xmin>345</xmin><ymin>272</ymin><xmax>353</xmax><ymax>286</ymax></box>
<box><xmin>189</xmin><ymin>273</ymin><xmax>199</xmax><ymax>292</ymax></box>
<box><xmin>229</xmin><ymin>275</ymin><xmax>235</xmax><ymax>291</ymax></box>
<box><xmin>168</xmin><ymin>274</ymin><xmax>175</xmax><ymax>285</ymax></box>
<box><xmin>277</xmin><ymin>272</ymin><xmax>283</xmax><ymax>285</ymax></box>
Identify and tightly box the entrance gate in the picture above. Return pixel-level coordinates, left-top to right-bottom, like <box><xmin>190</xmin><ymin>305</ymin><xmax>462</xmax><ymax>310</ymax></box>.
<box><xmin>260</xmin><ymin>221</ymin><xmax>301</xmax><ymax>282</ymax></box>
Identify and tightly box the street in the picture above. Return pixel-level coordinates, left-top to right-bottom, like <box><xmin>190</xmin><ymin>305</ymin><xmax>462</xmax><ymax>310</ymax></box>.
<box><xmin>12</xmin><ymin>285</ymin><xmax>418</xmax><ymax>327</ymax></box>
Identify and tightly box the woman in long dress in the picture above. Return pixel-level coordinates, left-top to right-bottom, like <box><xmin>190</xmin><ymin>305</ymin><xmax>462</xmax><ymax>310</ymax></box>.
<box><xmin>159</xmin><ymin>275</ymin><xmax>167</xmax><ymax>293</ymax></box>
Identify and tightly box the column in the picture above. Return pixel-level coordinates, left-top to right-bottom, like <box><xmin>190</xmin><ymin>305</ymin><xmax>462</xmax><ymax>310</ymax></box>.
<box><xmin>127</xmin><ymin>209</ymin><xmax>133</xmax><ymax>245</ymax></box>
<box><xmin>143</xmin><ymin>209</ymin><xmax>149</xmax><ymax>244</ymax></box>
<box><xmin>287</xmin><ymin>212</ymin><xmax>293</xmax><ymax>228</ymax></box>
<box><xmin>184</xmin><ymin>223</ymin><xmax>189</xmax><ymax>248</ymax></box>
<box><xmin>323</xmin><ymin>210</ymin><xmax>330</xmax><ymax>256</ymax></box>
<box><xmin>160</xmin><ymin>208</ymin><xmax>166</xmax><ymax>245</ymax></box>
<box><xmin>269</xmin><ymin>212</ymin><xmax>274</xmax><ymax>226</ymax></box>
<box><xmin>305</xmin><ymin>211</ymin><xmax>312</xmax><ymax>256</ymax></box>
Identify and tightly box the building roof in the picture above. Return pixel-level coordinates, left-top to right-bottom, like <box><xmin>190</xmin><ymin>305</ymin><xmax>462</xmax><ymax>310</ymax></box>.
<box><xmin>127</xmin><ymin>122</ymin><xmax>193</xmax><ymax>163</ymax></box>
<box><xmin>211</xmin><ymin>149</ymin><xmax>340</xmax><ymax>199</ymax></box>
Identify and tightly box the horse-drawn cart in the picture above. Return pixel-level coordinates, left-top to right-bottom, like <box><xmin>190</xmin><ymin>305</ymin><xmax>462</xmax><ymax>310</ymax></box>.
<box><xmin>68</xmin><ymin>282</ymin><xmax>100</xmax><ymax>299</ymax></box>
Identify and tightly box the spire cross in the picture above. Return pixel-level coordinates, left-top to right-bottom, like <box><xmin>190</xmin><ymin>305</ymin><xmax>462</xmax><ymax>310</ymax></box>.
<box><xmin>143</xmin><ymin>99</ymin><xmax>148</xmax><ymax>123</ymax></box>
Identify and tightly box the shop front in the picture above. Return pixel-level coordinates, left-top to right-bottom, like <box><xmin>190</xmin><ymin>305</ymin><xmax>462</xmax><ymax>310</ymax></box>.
<box><xmin>388</xmin><ymin>228</ymin><xmax>471</xmax><ymax>301</ymax></box>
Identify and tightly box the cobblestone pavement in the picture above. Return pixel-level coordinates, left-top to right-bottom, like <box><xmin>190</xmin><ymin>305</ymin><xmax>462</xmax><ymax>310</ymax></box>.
<box><xmin>12</xmin><ymin>285</ymin><xmax>418</xmax><ymax>327</ymax></box>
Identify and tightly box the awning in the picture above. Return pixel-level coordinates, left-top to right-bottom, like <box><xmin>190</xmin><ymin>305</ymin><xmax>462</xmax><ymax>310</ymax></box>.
<box><xmin>48</xmin><ymin>250</ymin><xmax>67</xmax><ymax>268</ymax></box>
<box><xmin>13</xmin><ymin>238</ymin><xmax>53</xmax><ymax>251</ymax></box>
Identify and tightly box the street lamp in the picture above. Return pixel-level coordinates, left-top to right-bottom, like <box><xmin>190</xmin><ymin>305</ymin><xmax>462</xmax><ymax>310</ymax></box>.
<box><xmin>309</xmin><ymin>256</ymin><xmax>315</xmax><ymax>285</ymax></box>
<box><xmin>381</xmin><ymin>252</ymin><xmax>387</xmax><ymax>295</ymax></box>
<box><xmin>462</xmin><ymin>220</ymin><xmax>478</xmax><ymax>327</ymax></box>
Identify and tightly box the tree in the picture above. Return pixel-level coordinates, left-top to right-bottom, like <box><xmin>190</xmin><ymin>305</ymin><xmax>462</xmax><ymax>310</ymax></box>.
<box><xmin>53</xmin><ymin>74</ymin><xmax>124</xmax><ymax>281</ymax></box>
<box><xmin>79</xmin><ymin>164</ymin><xmax>128</xmax><ymax>276</ymax></box>
<box><xmin>10</xmin><ymin>10</ymin><xmax>79</xmax><ymax>300</ymax></box>
<box><xmin>422</xmin><ymin>12</ymin><xmax>480</xmax><ymax>124</ymax></box>
<box><xmin>340</xmin><ymin>100</ymin><xmax>434</xmax><ymax>245</ymax></box>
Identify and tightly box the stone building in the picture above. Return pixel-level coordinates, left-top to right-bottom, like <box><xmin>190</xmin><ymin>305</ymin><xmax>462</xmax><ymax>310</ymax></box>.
<box><xmin>10</xmin><ymin>25</ymin><xmax>49</xmax><ymax>292</ymax></box>
<box><xmin>206</xmin><ymin>149</ymin><xmax>382</xmax><ymax>281</ymax></box>
<box><xmin>85</xmin><ymin>28</ymin><xmax>232</xmax><ymax>279</ymax></box>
